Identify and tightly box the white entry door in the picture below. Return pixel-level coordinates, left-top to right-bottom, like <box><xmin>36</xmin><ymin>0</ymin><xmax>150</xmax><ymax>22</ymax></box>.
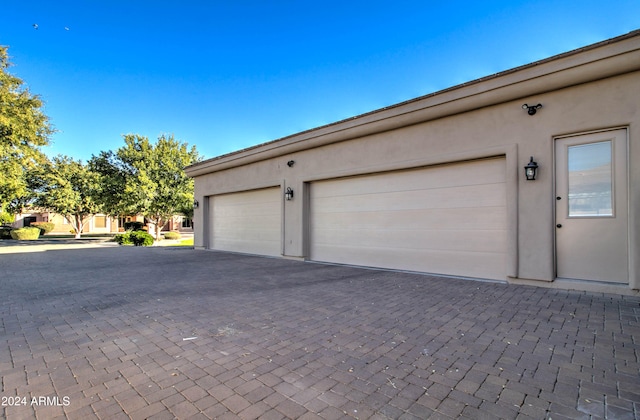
<box><xmin>555</xmin><ymin>129</ymin><xmax>628</xmax><ymax>283</ymax></box>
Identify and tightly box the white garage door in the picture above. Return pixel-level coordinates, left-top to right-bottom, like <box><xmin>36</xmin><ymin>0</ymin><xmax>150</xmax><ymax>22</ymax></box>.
<box><xmin>209</xmin><ymin>187</ymin><xmax>281</xmax><ymax>256</ymax></box>
<box><xmin>309</xmin><ymin>158</ymin><xmax>507</xmax><ymax>280</ymax></box>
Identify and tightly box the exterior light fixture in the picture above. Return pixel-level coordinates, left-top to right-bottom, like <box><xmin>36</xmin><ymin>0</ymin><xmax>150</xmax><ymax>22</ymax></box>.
<box><xmin>287</xmin><ymin>160</ymin><xmax>295</xmax><ymax>167</ymax></box>
<box><xmin>524</xmin><ymin>156</ymin><xmax>538</xmax><ymax>180</ymax></box>
<box><xmin>284</xmin><ymin>187</ymin><xmax>294</xmax><ymax>201</ymax></box>
<box><xmin>193</xmin><ymin>199</ymin><xmax>199</xmax><ymax>209</ymax></box>
<box><xmin>522</xmin><ymin>103</ymin><xmax>542</xmax><ymax>115</ymax></box>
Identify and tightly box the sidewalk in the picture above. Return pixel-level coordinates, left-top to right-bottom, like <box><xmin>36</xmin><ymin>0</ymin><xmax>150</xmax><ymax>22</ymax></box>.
<box><xmin>0</xmin><ymin>233</ymin><xmax>193</xmax><ymax>253</ymax></box>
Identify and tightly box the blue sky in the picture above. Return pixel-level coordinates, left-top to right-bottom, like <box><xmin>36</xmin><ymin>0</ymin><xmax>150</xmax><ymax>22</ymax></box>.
<box><xmin>2</xmin><ymin>1</ymin><xmax>639</xmax><ymax>162</ymax></box>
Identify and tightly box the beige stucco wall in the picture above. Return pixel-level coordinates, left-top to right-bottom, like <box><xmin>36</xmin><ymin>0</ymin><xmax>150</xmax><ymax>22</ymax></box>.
<box><xmin>189</xmin><ymin>33</ymin><xmax>640</xmax><ymax>291</ymax></box>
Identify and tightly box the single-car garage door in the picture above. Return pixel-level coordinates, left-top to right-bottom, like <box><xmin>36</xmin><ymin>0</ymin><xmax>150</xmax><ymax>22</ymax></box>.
<box><xmin>309</xmin><ymin>158</ymin><xmax>507</xmax><ymax>280</ymax></box>
<box><xmin>209</xmin><ymin>187</ymin><xmax>281</xmax><ymax>256</ymax></box>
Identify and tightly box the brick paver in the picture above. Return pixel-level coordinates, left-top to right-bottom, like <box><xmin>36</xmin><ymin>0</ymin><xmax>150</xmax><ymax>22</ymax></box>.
<box><xmin>0</xmin><ymin>243</ymin><xmax>639</xmax><ymax>419</ymax></box>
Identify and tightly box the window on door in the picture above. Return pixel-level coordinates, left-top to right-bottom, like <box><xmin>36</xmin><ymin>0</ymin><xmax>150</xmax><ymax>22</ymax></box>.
<box><xmin>567</xmin><ymin>140</ymin><xmax>613</xmax><ymax>217</ymax></box>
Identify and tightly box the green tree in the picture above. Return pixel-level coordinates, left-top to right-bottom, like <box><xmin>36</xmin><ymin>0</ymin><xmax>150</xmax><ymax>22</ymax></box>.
<box><xmin>89</xmin><ymin>149</ymin><xmax>135</xmax><ymax>218</ymax></box>
<box><xmin>32</xmin><ymin>155</ymin><xmax>102</xmax><ymax>238</ymax></box>
<box><xmin>91</xmin><ymin>134</ymin><xmax>201</xmax><ymax>241</ymax></box>
<box><xmin>0</xmin><ymin>45</ymin><xmax>54</xmax><ymax>218</ymax></box>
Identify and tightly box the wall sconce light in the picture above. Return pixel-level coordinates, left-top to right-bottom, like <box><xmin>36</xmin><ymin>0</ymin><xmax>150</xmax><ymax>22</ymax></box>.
<box><xmin>287</xmin><ymin>160</ymin><xmax>295</xmax><ymax>167</ymax></box>
<box><xmin>524</xmin><ymin>156</ymin><xmax>538</xmax><ymax>180</ymax></box>
<box><xmin>284</xmin><ymin>187</ymin><xmax>294</xmax><ymax>201</ymax></box>
<box><xmin>193</xmin><ymin>199</ymin><xmax>199</xmax><ymax>209</ymax></box>
<box><xmin>522</xmin><ymin>103</ymin><xmax>542</xmax><ymax>115</ymax></box>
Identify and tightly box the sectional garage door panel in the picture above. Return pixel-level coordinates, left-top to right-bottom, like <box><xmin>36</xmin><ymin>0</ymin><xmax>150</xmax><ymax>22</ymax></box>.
<box><xmin>210</xmin><ymin>187</ymin><xmax>281</xmax><ymax>256</ymax></box>
<box><xmin>309</xmin><ymin>158</ymin><xmax>507</xmax><ymax>280</ymax></box>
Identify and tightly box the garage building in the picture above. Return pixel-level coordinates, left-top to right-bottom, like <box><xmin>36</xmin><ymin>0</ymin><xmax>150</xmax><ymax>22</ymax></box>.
<box><xmin>186</xmin><ymin>31</ymin><xmax>640</xmax><ymax>293</ymax></box>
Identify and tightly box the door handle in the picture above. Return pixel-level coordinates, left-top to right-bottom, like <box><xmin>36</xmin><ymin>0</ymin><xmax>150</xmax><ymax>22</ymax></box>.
<box><xmin>556</xmin><ymin>224</ymin><xmax>562</xmax><ymax>228</ymax></box>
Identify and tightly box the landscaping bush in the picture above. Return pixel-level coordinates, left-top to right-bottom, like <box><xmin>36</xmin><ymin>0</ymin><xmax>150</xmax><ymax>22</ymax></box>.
<box><xmin>124</xmin><ymin>221</ymin><xmax>145</xmax><ymax>231</ymax></box>
<box><xmin>130</xmin><ymin>230</ymin><xmax>154</xmax><ymax>246</ymax></box>
<box><xmin>10</xmin><ymin>227</ymin><xmax>41</xmax><ymax>240</ymax></box>
<box><xmin>163</xmin><ymin>231</ymin><xmax>181</xmax><ymax>240</ymax></box>
<box><xmin>113</xmin><ymin>232</ymin><xmax>133</xmax><ymax>245</ymax></box>
<box><xmin>114</xmin><ymin>230</ymin><xmax>154</xmax><ymax>246</ymax></box>
<box><xmin>30</xmin><ymin>221</ymin><xmax>55</xmax><ymax>235</ymax></box>
<box><xmin>0</xmin><ymin>226</ymin><xmax>12</xmax><ymax>240</ymax></box>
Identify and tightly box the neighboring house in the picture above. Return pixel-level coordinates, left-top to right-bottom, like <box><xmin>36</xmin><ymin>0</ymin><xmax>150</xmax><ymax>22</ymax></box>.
<box><xmin>163</xmin><ymin>215</ymin><xmax>194</xmax><ymax>232</ymax></box>
<box><xmin>11</xmin><ymin>211</ymin><xmax>193</xmax><ymax>234</ymax></box>
<box><xmin>12</xmin><ymin>211</ymin><xmax>120</xmax><ymax>234</ymax></box>
<box><xmin>185</xmin><ymin>30</ymin><xmax>640</xmax><ymax>294</ymax></box>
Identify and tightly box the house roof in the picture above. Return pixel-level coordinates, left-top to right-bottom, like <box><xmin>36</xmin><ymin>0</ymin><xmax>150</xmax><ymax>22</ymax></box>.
<box><xmin>186</xmin><ymin>29</ymin><xmax>640</xmax><ymax>177</ymax></box>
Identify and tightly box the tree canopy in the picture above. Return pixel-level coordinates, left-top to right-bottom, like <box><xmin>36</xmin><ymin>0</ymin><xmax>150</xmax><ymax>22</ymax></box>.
<box><xmin>90</xmin><ymin>134</ymin><xmax>201</xmax><ymax>240</ymax></box>
<box><xmin>31</xmin><ymin>155</ymin><xmax>102</xmax><ymax>238</ymax></box>
<box><xmin>0</xmin><ymin>45</ymin><xmax>54</xmax><ymax>216</ymax></box>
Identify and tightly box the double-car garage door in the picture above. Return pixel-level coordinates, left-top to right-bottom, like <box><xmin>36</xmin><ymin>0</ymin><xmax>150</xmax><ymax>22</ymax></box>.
<box><xmin>309</xmin><ymin>158</ymin><xmax>507</xmax><ymax>280</ymax></box>
<box><xmin>208</xmin><ymin>158</ymin><xmax>507</xmax><ymax>280</ymax></box>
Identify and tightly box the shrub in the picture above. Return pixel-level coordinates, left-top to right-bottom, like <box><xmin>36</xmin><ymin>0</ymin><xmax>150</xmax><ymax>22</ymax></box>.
<box><xmin>114</xmin><ymin>230</ymin><xmax>154</xmax><ymax>246</ymax></box>
<box><xmin>30</xmin><ymin>221</ymin><xmax>55</xmax><ymax>235</ymax></box>
<box><xmin>163</xmin><ymin>231</ymin><xmax>181</xmax><ymax>240</ymax></box>
<box><xmin>124</xmin><ymin>221</ymin><xmax>145</xmax><ymax>231</ymax></box>
<box><xmin>113</xmin><ymin>232</ymin><xmax>133</xmax><ymax>245</ymax></box>
<box><xmin>0</xmin><ymin>226</ymin><xmax>12</xmax><ymax>240</ymax></box>
<box><xmin>10</xmin><ymin>227</ymin><xmax>41</xmax><ymax>240</ymax></box>
<box><xmin>130</xmin><ymin>230</ymin><xmax>154</xmax><ymax>246</ymax></box>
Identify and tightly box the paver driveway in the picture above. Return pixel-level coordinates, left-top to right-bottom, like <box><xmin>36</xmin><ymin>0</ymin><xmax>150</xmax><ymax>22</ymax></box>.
<box><xmin>0</xmin><ymin>244</ymin><xmax>639</xmax><ymax>419</ymax></box>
